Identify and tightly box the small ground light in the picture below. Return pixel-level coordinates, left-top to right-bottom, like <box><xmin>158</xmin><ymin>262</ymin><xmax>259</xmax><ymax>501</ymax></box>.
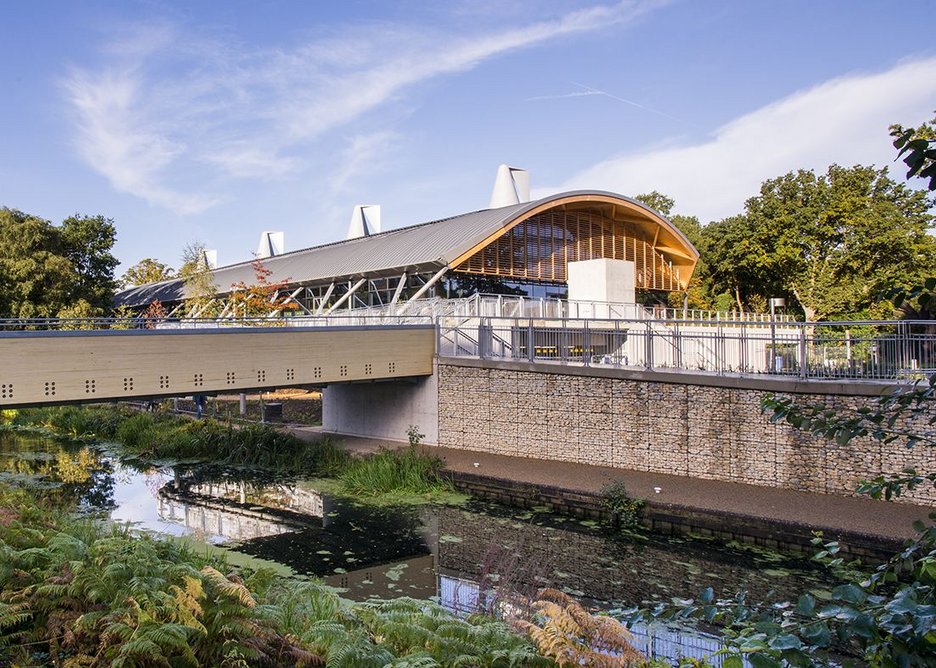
<box><xmin>654</xmin><ymin>487</ymin><xmax>662</xmax><ymax>494</ymax></box>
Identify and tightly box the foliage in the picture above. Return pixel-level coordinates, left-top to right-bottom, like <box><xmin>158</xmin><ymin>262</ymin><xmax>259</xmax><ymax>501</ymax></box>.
<box><xmin>0</xmin><ymin>208</ymin><xmax>118</xmax><ymax>319</ymax></box>
<box><xmin>120</xmin><ymin>257</ymin><xmax>176</xmax><ymax>288</ymax></box>
<box><xmin>141</xmin><ymin>299</ymin><xmax>169</xmax><ymax>327</ymax></box>
<box><xmin>228</xmin><ymin>257</ymin><xmax>298</xmax><ymax>319</ymax></box>
<box><xmin>5</xmin><ymin>406</ymin><xmax>349</xmax><ymax>476</ymax></box>
<box><xmin>336</xmin><ymin>446</ymin><xmax>454</xmax><ymax>500</ymax></box>
<box><xmin>763</xmin><ymin>376</ymin><xmax>936</xmax><ymax>501</ymax></box>
<box><xmin>179</xmin><ymin>241</ymin><xmax>219</xmax><ymax>317</ymax></box>
<box><xmin>513</xmin><ymin>588</ymin><xmax>644</xmax><ymax>667</ymax></box>
<box><xmin>407</xmin><ymin>424</ymin><xmax>425</xmax><ymax>447</ymax></box>
<box><xmin>599</xmin><ymin>480</ymin><xmax>645</xmax><ymax>528</ymax></box>
<box><xmin>626</xmin><ymin>365</ymin><xmax>936</xmax><ymax>665</ymax></box>
<box><xmin>891</xmin><ymin>113</ymin><xmax>936</xmax><ymax>191</ymax></box>
<box><xmin>0</xmin><ymin>483</ymin><xmax>552</xmax><ymax>667</ymax></box>
<box><xmin>701</xmin><ymin>165</ymin><xmax>936</xmax><ymax>320</ymax></box>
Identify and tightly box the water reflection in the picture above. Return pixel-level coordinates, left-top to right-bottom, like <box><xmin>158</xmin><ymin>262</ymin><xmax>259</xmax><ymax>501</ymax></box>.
<box><xmin>4</xmin><ymin>430</ymin><xmax>837</xmax><ymax>665</ymax></box>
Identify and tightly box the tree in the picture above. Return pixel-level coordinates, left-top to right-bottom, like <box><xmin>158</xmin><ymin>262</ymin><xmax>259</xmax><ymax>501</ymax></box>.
<box><xmin>0</xmin><ymin>208</ymin><xmax>118</xmax><ymax>320</ymax></box>
<box><xmin>59</xmin><ymin>214</ymin><xmax>119</xmax><ymax>313</ymax></box>
<box><xmin>635</xmin><ymin>192</ymin><xmax>714</xmax><ymax>310</ymax></box>
<box><xmin>227</xmin><ymin>258</ymin><xmax>297</xmax><ymax>319</ymax></box>
<box><xmin>701</xmin><ymin>165</ymin><xmax>936</xmax><ymax>320</ymax></box>
<box><xmin>120</xmin><ymin>258</ymin><xmax>175</xmax><ymax>288</ymax></box>
<box><xmin>891</xmin><ymin>112</ymin><xmax>936</xmax><ymax>191</ymax></box>
<box><xmin>178</xmin><ymin>242</ymin><xmax>218</xmax><ymax>317</ymax></box>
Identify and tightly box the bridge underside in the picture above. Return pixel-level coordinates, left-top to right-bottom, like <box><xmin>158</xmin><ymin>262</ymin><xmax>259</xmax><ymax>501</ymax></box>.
<box><xmin>0</xmin><ymin>325</ymin><xmax>435</xmax><ymax>408</ymax></box>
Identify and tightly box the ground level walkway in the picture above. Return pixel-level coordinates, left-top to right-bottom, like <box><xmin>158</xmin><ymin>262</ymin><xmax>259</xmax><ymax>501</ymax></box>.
<box><xmin>286</xmin><ymin>425</ymin><xmax>933</xmax><ymax>555</ymax></box>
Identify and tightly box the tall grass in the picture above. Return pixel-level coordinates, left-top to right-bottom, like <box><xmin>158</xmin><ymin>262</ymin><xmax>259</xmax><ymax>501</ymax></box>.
<box><xmin>337</xmin><ymin>446</ymin><xmax>453</xmax><ymax>498</ymax></box>
<box><xmin>4</xmin><ymin>406</ymin><xmax>348</xmax><ymax>476</ymax></box>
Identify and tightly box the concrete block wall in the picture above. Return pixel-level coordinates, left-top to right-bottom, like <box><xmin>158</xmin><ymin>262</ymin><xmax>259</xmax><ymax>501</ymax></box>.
<box><xmin>437</xmin><ymin>361</ymin><xmax>936</xmax><ymax>505</ymax></box>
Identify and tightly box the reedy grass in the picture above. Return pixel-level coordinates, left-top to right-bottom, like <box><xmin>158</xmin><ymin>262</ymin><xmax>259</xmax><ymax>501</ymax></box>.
<box><xmin>336</xmin><ymin>445</ymin><xmax>455</xmax><ymax>500</ymax></box>
<box><xmin>3</xmin><ymin>407</ymin><xmax>458</xmax><ymax>502</ymax></box>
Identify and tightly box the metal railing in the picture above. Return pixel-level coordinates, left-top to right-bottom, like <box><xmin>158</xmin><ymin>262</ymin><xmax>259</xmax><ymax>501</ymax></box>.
<box><xmin>438</xmin><ymin>317</ymin><xmax>936</xmax><ymax>381</ymax></box>
<box><xmin>350</xmin><ymin>294</ymin><xmax>797</xmax><ymax>324</ymax></box>
<box><xmin>0</xmin><ymin>314</ymin><xmax>433</xmax><ymax>332</ymax></box>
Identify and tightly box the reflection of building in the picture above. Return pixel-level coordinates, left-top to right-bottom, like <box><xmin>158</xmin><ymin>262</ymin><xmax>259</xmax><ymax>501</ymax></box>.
<box><xmin>157</xmin><ymin>495</ymin><xmax>298</xmax><ymax>542</ymax></box>
<box><xmin>186</xmin><ymin>480</ymin><xmax>327</xmax><ymax>518</ymax></box>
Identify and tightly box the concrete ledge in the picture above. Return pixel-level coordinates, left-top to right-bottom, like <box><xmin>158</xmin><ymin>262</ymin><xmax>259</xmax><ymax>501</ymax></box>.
<box><xmin>439</xmin><ymin>356</ymin><xmax>898</xmax><ymax>396</ymax></box>
<box><xmin>447</xmin><ymin>470</ymin><xmax>903</xmax><ymax>561</ymax></box>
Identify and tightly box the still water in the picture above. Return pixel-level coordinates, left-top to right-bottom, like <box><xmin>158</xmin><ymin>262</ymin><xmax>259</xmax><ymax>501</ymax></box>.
<box><xmin>1</xmin><ymin>430</ymin><xmax>839</xmax><ymax>663</ymax></box>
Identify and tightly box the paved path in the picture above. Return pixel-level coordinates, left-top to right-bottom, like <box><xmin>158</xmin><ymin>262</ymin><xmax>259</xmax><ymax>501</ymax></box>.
<box><xmin>286</xmin><ymin>426</ymin><xmax>934</xmax><ymax>544</ymax></box>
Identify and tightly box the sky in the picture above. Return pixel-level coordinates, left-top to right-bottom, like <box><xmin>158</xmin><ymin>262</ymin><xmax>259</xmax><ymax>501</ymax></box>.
<box><xmin>2</xmin><ymin>0</ymin><xmax>935</xmax><ymax>273</ymax></box>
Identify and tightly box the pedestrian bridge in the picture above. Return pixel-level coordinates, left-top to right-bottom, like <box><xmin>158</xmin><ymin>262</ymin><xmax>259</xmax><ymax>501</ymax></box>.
<box><xmin>0</xmin><ymin>324</ymin><xmax>435</xmax><ymax>408</ymax></box>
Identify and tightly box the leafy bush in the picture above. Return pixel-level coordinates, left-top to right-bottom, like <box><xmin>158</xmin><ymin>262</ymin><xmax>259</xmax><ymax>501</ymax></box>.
<box><xmin>599</xmin><ymin>480</ymin><xmax>645</xmax><ymax>528</ymax></box>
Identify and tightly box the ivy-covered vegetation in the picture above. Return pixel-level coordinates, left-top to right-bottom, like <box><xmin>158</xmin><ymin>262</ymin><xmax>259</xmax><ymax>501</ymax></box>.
<box><xmin>0</xmin><ymin>483</ymin><xmax>554</xmax><ymax>667</ymax></box>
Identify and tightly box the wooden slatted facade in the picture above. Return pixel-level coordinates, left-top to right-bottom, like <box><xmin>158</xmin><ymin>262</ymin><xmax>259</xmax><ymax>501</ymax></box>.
<box><xmin>453</xmin><ymin>206</ymin><xmax>683</xmax><ymax>291</ymax></box>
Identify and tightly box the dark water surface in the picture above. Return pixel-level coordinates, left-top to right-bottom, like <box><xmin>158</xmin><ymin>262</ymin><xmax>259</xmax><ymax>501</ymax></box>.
<box><xmin>1</xmin><ymin>430</ymin><xmax>845</xmax><ymax>663</ymax></box>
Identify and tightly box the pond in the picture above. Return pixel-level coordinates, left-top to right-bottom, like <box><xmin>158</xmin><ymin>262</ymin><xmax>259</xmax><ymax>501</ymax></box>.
<box><xmin>0</xmin><ymin>429</ymin><xmax>842</xmax><ymax>664</ymax></box>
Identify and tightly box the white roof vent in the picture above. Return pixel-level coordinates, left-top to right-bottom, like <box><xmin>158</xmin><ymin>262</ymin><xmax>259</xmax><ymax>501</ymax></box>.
<box><xmin>203</xmin><ymin>249</ymin><xmax>218</xmax><ymax>269</ymax></box>
<box><xmin>346</xmin><ymin>204</ymin><xmax>381</xmax><ymax>239</ymax></box>
<box><xmin>256</xmin><ymin>231</ymin><xmax>284</xmax><ymax>258</ymax></box>
<box><xmin>488</xmin><ymin>164</ymin><xmax>530</xmax><ymax>208</ymax></box>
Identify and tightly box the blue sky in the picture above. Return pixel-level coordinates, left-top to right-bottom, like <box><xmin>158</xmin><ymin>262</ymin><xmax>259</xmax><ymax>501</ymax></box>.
<box><xmin>2</xmin><ymin>0</ymin><xmax>935</xmax><ymax>273</ymax></box>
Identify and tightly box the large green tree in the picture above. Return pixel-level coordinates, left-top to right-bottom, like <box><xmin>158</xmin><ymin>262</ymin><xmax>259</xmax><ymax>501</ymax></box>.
<box><xmin>120</xmin><ymin>258</ymin><xmax>175</xmax><ymax>288</ymax></box>
<box><xmin>0</xmin><ymin>209</ymin><xmax>119</xmax><ymax>319</ymax></box>
<box><xmin>702</xmin><ymin>165</ymin><xmax>936</xmax><ymax>320</ymax></box>
<box><xmin>634</xmin><ymin>191</ymin><xmax>713</xmax><ymax>310</ymax></box>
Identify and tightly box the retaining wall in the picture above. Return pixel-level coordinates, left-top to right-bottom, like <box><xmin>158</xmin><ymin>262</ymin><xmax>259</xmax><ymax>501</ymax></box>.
<box><xmin>437</xmin><ymin>359</ymin><xmax>936</xmax><ymax>505</ymax></box>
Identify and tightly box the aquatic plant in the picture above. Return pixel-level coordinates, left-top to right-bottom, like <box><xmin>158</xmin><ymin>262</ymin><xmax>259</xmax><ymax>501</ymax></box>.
<box><xmin>5</xmin><ymin>406</ymin><xmax>349</xmax><ymax>476</ymax></box>
<box><xmin>599</xmin><ymin>480</ymin><xmax>645</xmax><ymax>529</ymax></box>
<box><xmin>513</xmin><ymin>588</ymin><xmax>644</xmax><ymax>667</ymax></box>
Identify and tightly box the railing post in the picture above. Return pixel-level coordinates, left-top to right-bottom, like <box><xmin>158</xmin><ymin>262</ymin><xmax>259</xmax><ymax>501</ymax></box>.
<box><xmin>798</xmin><ymin>324</ymin><xmax>808</xmax><ymax>379</ymax></box>
<box><xmin>645</xmin><ymin>321</ymin><xmax>653</xmax><ymax>370</ymax></box>
<box><xmin>528</xmin><ymin>318</ymin><xmax>535</xmax><ymax>363</ymax></box>
<box><xmin>584</xmin><ymin>320</ymin><xmax>591</xmax><ymax>366</ymax></box>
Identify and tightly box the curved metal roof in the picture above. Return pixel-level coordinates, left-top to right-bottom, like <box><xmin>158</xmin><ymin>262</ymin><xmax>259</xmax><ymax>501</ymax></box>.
<box><xmin>115</xmin><ymin>190</ymin><xmax>698</xmax><ymax>307</ymax></box>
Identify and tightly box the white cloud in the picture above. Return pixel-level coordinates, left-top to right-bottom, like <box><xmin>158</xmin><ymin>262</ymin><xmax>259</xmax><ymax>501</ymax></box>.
<box><xmin>63</xmin><ymin>67</ymin><xmax>218</xmax><ymax>214</ymax></box>
<box><xmin>329</xmin><ymin>131</ymin><xmax>400</xmax><ymax>194</ymax></box>
<box><xmin>540</xmin><ymin>58</ymin><xmax>936</xmax><ymax>222</ymax></box>
<box><xmin>62</xmin><ymin>1</ymin><xmax>662</xmax><ymax>215</ymax></box>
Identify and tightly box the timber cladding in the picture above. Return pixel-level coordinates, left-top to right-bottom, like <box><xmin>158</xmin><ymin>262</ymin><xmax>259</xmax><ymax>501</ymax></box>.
<box><xmin>0</xmin><ymin>325</ymin><xmax>435</xmax><ymax>407</ymax></box>
<box><xmin>437</xmin><ymin>362</ymin><xmax>936</xmax><ymax>505</ymax></box>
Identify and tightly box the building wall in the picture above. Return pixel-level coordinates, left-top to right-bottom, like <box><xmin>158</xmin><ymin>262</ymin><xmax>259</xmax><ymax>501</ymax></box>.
<box><xmin>437</xmin><ymin>360</ymin><xmax>936</xmax><ymax>505</ymax></box>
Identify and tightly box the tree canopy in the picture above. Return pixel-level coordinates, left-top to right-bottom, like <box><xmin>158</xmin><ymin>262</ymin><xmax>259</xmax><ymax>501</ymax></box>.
<box><xmin>0</xmin><ymin>209</ymin><xmax>118</xmax><ymax>319</ymax></box>
<box><xmin>642</xmin><ymin>162</ymin><xmax>936</xmax><ymax>320</ymax></box>
<box><xmin>120</xmin><ymin>258</ymin><xmax>175</xmax><ymax>289</ymax></box>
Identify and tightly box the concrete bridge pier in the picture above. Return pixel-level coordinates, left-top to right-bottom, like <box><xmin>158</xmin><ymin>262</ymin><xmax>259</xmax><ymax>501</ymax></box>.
<box><xmin>322</xmin><ymin>361</ymin><xmax>440</xmax><ymax>445</ymax></box>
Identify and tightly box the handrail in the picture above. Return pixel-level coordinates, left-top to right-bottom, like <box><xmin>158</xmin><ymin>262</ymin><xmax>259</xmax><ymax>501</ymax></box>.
<box><xmin>437</xmin><ymin>316</ymin><xmax>936</xmax><ymax>382</ymax></box>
